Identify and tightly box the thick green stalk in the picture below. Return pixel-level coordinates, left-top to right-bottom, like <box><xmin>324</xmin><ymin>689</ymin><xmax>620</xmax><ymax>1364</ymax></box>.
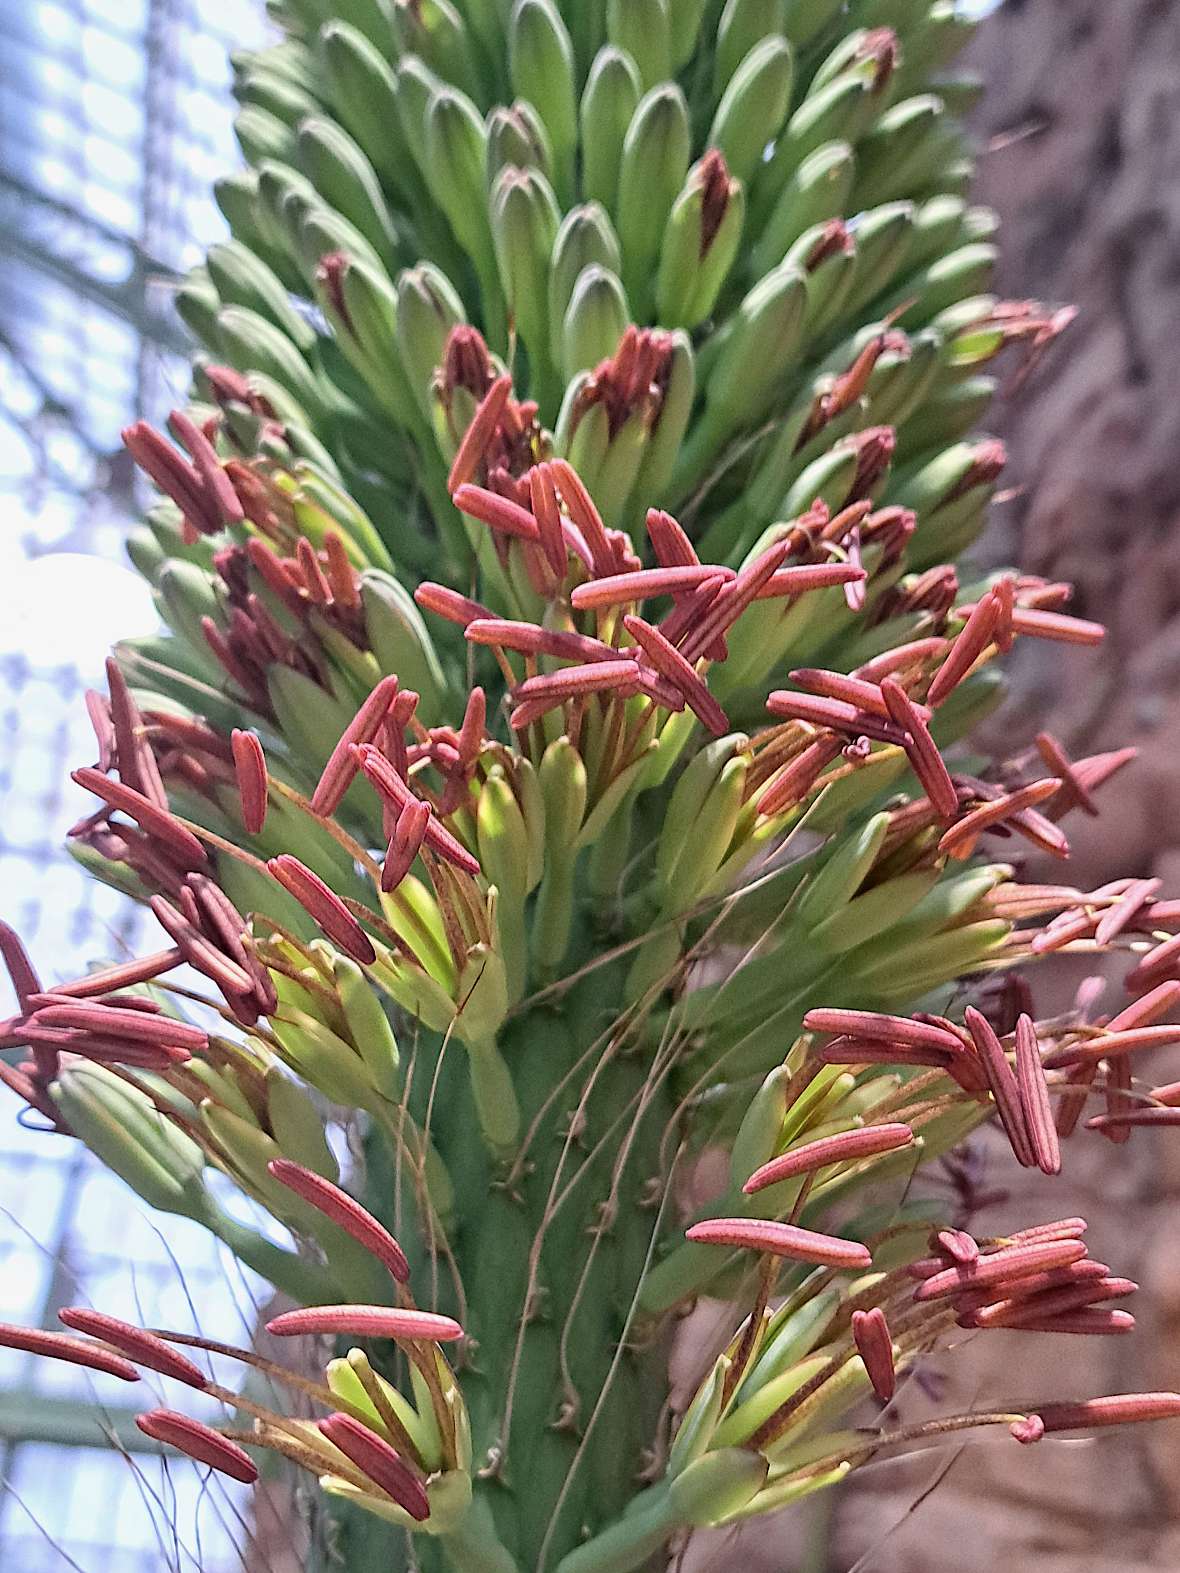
<box><xmin>347</xmin><ymin>947</ymin><xmax>673</xmax><ymax>1571</ymax></box>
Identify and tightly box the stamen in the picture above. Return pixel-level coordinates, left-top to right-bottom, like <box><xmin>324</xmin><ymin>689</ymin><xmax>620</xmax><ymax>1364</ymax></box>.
<box><xmin>268</xmin><ymin>1160</ymin><xmax>411</xmax><ymax>1282</ymax></box>
<box><xmin>465</xmin><ymin>620</ymin><xmax>618</xmax><ymax>665</ymax></box>
<box><xmin>1008</xmin><ymin>607</ymin><xmax>1105</xmax><ymax>645</ymax></box>
<box><xmin>1107</xmin><ymin>980</ymin><xmax>1180</xmax><ymax>1032</ymax></box>
<box><xmin>30</xmin><ymin>1001</ymin><xmax>207</xmax><ymax>1052</ymax></box>
<box><xmin>528</xmin><ymin>463</ymin><xmax>568</xmax><ymax>578</ymax></box>
<box><xmin>973</xmin><ymin>1278</ymin><xmax>1136</xmax><ymax>1329</ymax></box>
<box><xmin>571</xmin><ymin>566</ymin><xmax>731</xmax><ymax>611</ymax></box>
<box><xmin>414</xmin><ymin>583</ymin><xmax>494</xmax><ymax>629</ymax></box>
<box><xmin>71</xmin><ymin>768</ymin><xmax>208</xmax><ymax>871</ymax></box>
<box><xmin>913</xmin><ymin>1240</ymin><xmax>1088</xmax><ymax>1302</ymax></box>
<box><xmin>743</xmin><ymin>1124</ymin><xmax>914</xmax><ymax>1193</ymax></box>
<box><xmin>645</xmin><ymin>508</ymin><xmax>698</xmax><ymax>569</ymax></box>
<box><xmin>993</xmin><ymin>1308</ymin><xmax>1134</xmax><ymax>1335</ymax></box>
<box><xmin>880</xmin><ymin>677</ymin><xmax>957</xmax><ymax>818</ymax></box>
<box><xmin>622</xmin><ymin>615</ymin><xmax>728</xmax><ymax>735</ymax></box>
<box><xmin>1035</xmin><ymin>731</ymin><xmax>1098</xmax><ymax>816</ymax></box>
<box><xmin>965</xmin><ymin>1007</ymin><xmax>1035</xmax><ymax>1168</ymax></box>
<box><xmin>0</xmin><ymin>922</ymin><xmax>41</xmax><ymax>1008</ymax></box>
<box><xmin>514</xmin><ymin>660</ymin><xmax>641</xmax><ymax>701</ymax></box>
<box><xmin>1014</xmin><ymin>1014</ymin><xmax>1060</xmax><ymax>1175</ymax></box>
<box><xmin>1124</xmin><ymin>932</ymin><xmax>1180</xmax><ymax>993</ymax></box>
<box><xmin>268</xmin><ymin>856</ymin><xmax>377</xmax><ymax>965</ymax></box>
<box><xmin>105</xmin><ymin>657</ymin><xmax>167</xmax><ymax>809</ymax></box>
<box><xmin>550</xmin><ymin>460</ymin><xmax>615</xmax><ymax>577</ymax></box>
<box><xmin>804</xmin><ymin>1010</ymin><xmax>965</xmax><ymax>1055</ymax></box>
<box><xmin>447</xmin><ymin>375</ymin><xmax>512</xmax><ymax>493</ymax></box>
<box><xmin>311</xmin><ymin>675</ymin><xmax>400</xmax><ymax>816</ymax></box>
<box><xmin>452</xmin><ymin>483</ymin><xmax>540</xmax><ymax>541</ymax></box>
<box><xmin>318</xmin><ymin>1413</ymin><xmax>430</xmax><ymax>1521</ymax></box>
<box><xmin>266</xmin><ymin>1305</ymin><xmax>463</xmax><ymax>1342</ymax></box>
<box><xmin>57</xmin><ymin>1309</ymin><xmax>208</xmax><ymax>1388</ymax></box>
<box><xmin>382</xmin><ymin>799</ymin><xmax>432</xmax><ymax>893</ymax></box>
<box><xmin>938</xmin><ymin>779</ymin><xmax>1061</xmax><ymax>858</ymax></box>
<box><xmin>167</xmin><ymin>409</ymin><xmax>244</xmax><ymax>528</ymax></box>
<box><xmin>851</xmin><ymin>1307</ymin><xmax>896</xmax><ymax>1402</ymax></box>
<box><xmin>936</xmin><ymin>1229</ymin><xmax>979</xmax><ymax>1265</ymax></box>
<box><xmin>1014</xmin><ymin>1393</ymin><xmax>1180</xmax><ymax>1441</ymax></box>
<box><xmin>855</xmin><ymin>638</ymin><xmax>948</xmax><ymax>685</ymax></box>
<box><xmin>754</xmin><ymin>562</ymin><xmax>867</xmax><ymax>599</ymax></box>
<box><xmin>0</xmin><ymin>1322</ymin><xmax>140</xmax><ymax>1381</ymax></box>
<box><xmin>230</xmin><ymin>730</ymin><xmax>268</xmax><ymax>835</ymax></box>
<box><xmin>684</xmin><ymin>1217</ymin><xmax>872</xmax><ymax>1269</ymax></box>
<box><xmin>1043</xmin><ymin>1025</ymin><xmax>1180</xmax><ymax>1070</ymax></box>
<box><xmin>926</xmin><ymin>592</ymin><xmax>1000</xmax><ymax>707</ymax></box>
<box><xmin>353</xmin><ymin>747</ymin><xmax>482</xmax><ymax>876</ymax></box>
<box><xmin>682</xmin><ymin>541</ymin><xmax>791</xmax><ymax>660</ymax></box>
<box><xmin>790</xmin><ymin>669</ymin><xmax>929</xmax><ymax>723</ymax></box>
<box><xmin>136</xmin><ymin>1409</ymin><xmax>258</xmax><ymax>1483</ymax></box>
<box><xmin>149</xmin><ymin>897</ymin><xmax>258</xmax><ymax>1001</ymax></box>
<box><xmin>756</xmin><ymin>736</ymin><xmax>844</xmax><ymax>816</ymax></box>
<box><xmin>766</xmin><ymin>691</ymin><xmax>906</xmax><ymax>746</ymax></box>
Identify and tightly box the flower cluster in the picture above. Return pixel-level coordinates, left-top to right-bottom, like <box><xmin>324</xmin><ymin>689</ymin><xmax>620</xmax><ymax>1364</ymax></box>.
<box><xmin>2</xmin><ymin>1</ymin><xmax>1179</xmax><ymax>1570</ymax></box>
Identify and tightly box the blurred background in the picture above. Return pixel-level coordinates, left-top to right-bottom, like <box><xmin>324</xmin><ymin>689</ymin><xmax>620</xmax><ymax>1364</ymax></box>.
<box><xmin>1</xmin><ymin>1</ymin><xmax>1178</xmax><ymax>1569</ymax></box>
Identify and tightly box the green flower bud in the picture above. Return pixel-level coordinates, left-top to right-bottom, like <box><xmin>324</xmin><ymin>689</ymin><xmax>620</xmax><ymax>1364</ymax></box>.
<box><xmin>424</xmin><ymin>86</ymin><xmax>498</xmax><ymax>293</ymax></box>
<box><xmin>206</xmin><ymin>239</ymin><xmax>314</xmax><ymax>352</ymax></box>
<box><xmin>616</xmin><ymin>84</ymin><xmax>691</xmax><ymax>313</ymax></box>
<box><xmin>490</xmin><ymin>164</ymin><xmax>561</xmax><ymax>388</ymax></box>
<box><xmin>216</xmin><ymin>305</ymin><xmax>327</xmax><ymax>425</ymax></box>
<box><xmin>579</xmin><ymin>45</ymin><xmax>642</xmax><ymax>213</ymax></box>
<box><xmin>606</xmin><ymin>0</ymin><xmax>671</xmax><ymax>90</ymax></box>
<box><xmin>715</xmin><ymin>0</ymin><xmax>788</xmax><ymax>95</ymax></box>
<box><xmin>486</xmin><ymin>99</ymin><xmax>554</xmax><ymax>187</ymax></box>
<box><xmin>707</xmin><ymin>34</ymin><xmax>794</xmax><ymax>186</ymax></box>
<box><xmin>561</xmin><ymin>264</ymin><xmax>629</xmax><ymax>380</ymax></box>
<box><xmin>753</xmin><ymin>140</ymin><xmax>854</xmax><ymax>278</ymax></box>
<box><xmin>509</xmin><ymin>0</ymin><xmax>578</xmax><ymax>203</ymax></box>
<box><xmin>52</xmin><ymin>1064</ymin><xmax>208</xmax><ymax>1217</ymax></box>
<box><xmin>657</xmin><ymin>152</ymin><xmax>746</xmax><ymax>330</ymax></box>
<box><xmin>175</xmin><ymin>272</ymin><xmax>222</xmax><ymax>353</ymax></box>
<box><xmin>297</xmin><ymin>117</ymin><xmax>401</xmax><ymax>271</ymax></box>
<box><xmin>393</xmin><ymin>0</ymin><xmax>481</xmax><ymax>100</ymax></box>
<box><xmin>234</xmin><ymin>104</ymin><xmax>295</xmax><ymax>167</ymax></box>
<box><xmin>265</xmin><ymin>1066</ymin><xmax>340</xmax><ymax>1181</ymax></box>
<box><xmin>333</xmin><ymin>954</ymin><xmax>402</xmax><ymax>1103</ymax></box>
<box><xmin>548</xmin><ymin>201</ymin><xmax>622</xmax><ymax>358</ymax></box>
<box><xmin>668</xmin><ymin>1446</ymin><xmax>769</xmax><ymax>1527</ymax></box>
<box><xmin>395</xmin><ymin>263</ymin><xmax>468</xmax><ymax>419</ymax></box>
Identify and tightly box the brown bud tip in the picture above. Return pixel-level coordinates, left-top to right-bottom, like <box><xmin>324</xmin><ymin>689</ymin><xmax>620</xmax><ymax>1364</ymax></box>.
<box><xmin>442</xmin><ymin>325</ymin><xmax>496</xmax><ymax>400</ymax></box>
<box><xmin>316</xmin><ymin>251</ymin><xmax>353</xmax><ymax>334</ymax></box>
<box><xmin>695</xmin><ymin>148</ymin><xmax>736</xmax><ymax>255</ymax></box>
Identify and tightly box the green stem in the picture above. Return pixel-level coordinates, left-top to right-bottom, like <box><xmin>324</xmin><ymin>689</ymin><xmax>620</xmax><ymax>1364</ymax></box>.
<box><xmin>440</xmin><ymin>1499</ymin><xmax>521</xmax><ymax>1573</ymax></box>
<box><xmin>200</xmin><ymin>1201</ymin><xmax>339</xmax><ymax>1305</ymax></box>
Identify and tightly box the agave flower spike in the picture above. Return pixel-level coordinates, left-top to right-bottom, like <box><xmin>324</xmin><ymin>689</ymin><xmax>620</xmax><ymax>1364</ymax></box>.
<box><xmin>6</xmin><ymin>2</ymin><xmax>1180</xmax><ymax>1566</ymax></box>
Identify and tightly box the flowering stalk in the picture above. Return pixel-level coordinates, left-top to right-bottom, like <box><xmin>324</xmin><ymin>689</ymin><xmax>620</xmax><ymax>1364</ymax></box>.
<box><xmin>3</xmin><ymin>4</ymin><xmax>1180</xmax><ymax>1571</ymax></box>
